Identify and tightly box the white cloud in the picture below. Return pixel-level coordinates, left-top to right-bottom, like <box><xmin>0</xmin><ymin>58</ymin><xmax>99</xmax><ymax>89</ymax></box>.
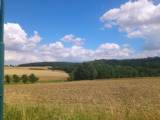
<box><xmin>4</xmin><ymin>23</ymin><xmax>42</xmax><ymax>64</ymax></box>
<box><xmin>4</xmin><ymin>23</ymin><xmax>41</xmax><ymax>51</ymax></box>
<box><xmin>98</xmin><ymin>43</ymin><xmax>120</xmax><ymax>50</ymax></box>
<box><xmin>4</xmin><ymin>23</ymin><xmax>132</xmax><ymax>64</ymax></box>
<box><xmin>5</xmin><ymin>50</ymin><xmax>40</xmax><ymax>64</ymax></box>
<box><xmin>94</xmin><ymin>43</ymin><xmax>132</xmax><ymax>59</ymax></box>
<box><xmin>61</xmin><ymin>34</ymin><xmax>84</xmax><ymax>46</ymax></box>
<box><xmin>100</xmin><ymin>0</ymin><xmax>160</xmax><ymax>51</ymax></box>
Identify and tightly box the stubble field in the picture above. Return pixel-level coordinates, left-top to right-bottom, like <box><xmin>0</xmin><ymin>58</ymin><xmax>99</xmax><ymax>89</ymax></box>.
<box><xmin>4</xmin><ymin>67</ymin><xmax>69</xmax><ymax>82</ymax></box>
<box><xmin>4</xmin><ymin>77</ymin><xmax>160</xmax><ymax>120</ymax></box>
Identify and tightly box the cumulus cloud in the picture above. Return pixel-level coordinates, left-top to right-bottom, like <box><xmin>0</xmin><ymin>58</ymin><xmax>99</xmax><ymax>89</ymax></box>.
<box><xmin>4</xmin><ymin>23</ymin><xmax>41</xmax><ymax>51</ymax></box>
<box><xmin>100</xmin><ymin>0</ymin><xmax>160</xmax><ymax>51</ymax></box>
<box><xmin>4</xmin><ymin>23</ymin><xmax>131</xmax><ymax>64</ymax></box>
<box><xmin>4</xmin><ymin>23</ymin><xmax>42</xmax><ymax>64</ymax></box>
<box><xmin>61</xmin><ymin>34</ymin><xmax>84</xmax><ymax>46</ymax></box>
<box><xmin>98</xmin><ymin>43</ymin><xmax>120</xmax><ymax>50</ymax></box>
<box><xmin>94</xmin><ymin>43</ymin><xmax>132</xmax><ymax>59</ymax></box>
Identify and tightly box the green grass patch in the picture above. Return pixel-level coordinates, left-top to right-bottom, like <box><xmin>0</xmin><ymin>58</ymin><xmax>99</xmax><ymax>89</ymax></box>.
<box><xmin>38</xmin><ymin>80</ymin><xmax>67</xmax><ymax>83</ymax></box>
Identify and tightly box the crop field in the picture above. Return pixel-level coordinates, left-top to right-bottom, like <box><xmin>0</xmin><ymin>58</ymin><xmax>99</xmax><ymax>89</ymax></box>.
<box><xmin>4</xmin><ymin>67</ymin><xmax>69</xmax><ymax>82</ymax></box>
<box><xmin>4</xmin><ymin>77</ymin><xmax>160</xmax><ymax>120</ymax></box>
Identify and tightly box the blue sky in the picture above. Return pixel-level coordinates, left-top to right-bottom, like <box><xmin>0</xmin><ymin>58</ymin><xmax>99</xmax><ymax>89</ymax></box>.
<box><xmin>4</xmin><ymin>0</ymin><xmax>160</xmax><ymax>64</ymax></box>
<box><xmin>5</xmin><ymin>0</ymin><xmax>127</xmax><ymax>48</ymax></box>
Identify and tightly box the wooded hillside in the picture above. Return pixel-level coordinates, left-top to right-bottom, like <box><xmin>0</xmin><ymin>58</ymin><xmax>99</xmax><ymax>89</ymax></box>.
<box><xmin>19</xmin><ymin>57</ymin><xmax>160</xmax><ymax>80</ymax></box>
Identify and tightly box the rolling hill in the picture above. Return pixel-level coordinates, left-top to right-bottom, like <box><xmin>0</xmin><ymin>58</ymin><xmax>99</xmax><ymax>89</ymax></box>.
<box><xmin>18</xmin><ymin>57</ymin><xmax>160</xmax><ymax>79</ymax></box>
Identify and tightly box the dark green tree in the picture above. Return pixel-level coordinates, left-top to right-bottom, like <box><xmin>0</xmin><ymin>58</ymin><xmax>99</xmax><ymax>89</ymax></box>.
<box><xmin>71</xmin><ymin>64</ymin><xmax>86</xmax><ymax>80</ymax></box>
<box><xmin>94</xmin><ymin>63</ymin><xmax>113</xmax><ymax>79</ymax></box>
<box><xmin>28</xmin><ymin>74</ymin><xmax>39</xmax><ymax>83</ymax></box>
<box><xmin>5</xmin><ymin>75</ymin><xmax>11</xmax><ymax>84</ymax></box>
<box><xmin>21</xmin><ymin>74</ymin><xmax>28</xmax><ymax>84</ymax></box>
<box><xmin>71</xmin><ymin>63</ymin><xmax>97</xmax><ymax>80</ymax></box>
<box><xmin>12</xmin><ymin>74</ymin><xmax>21</xmax><ymax>83</ymax></box>
<box><xmin>85</xmin><ymin>63</ymin><xmax>98</xmax><ymax>80</ymax></box>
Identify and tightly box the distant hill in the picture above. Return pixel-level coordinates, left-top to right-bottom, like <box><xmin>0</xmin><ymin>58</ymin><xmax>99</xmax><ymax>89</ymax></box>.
<box><xmin>19</xmin><ymin>57</ymin><xmax>160</xmax><ymax>69</ymax></box>
<box><xmin>19</xmin><ymin>57</ymin><xmax>160</xmax><ymax>80</ymax></box>
<box><xmin>92</xmin><ymin>57</ymin><xmax>160</xmax><ymax>68</ymax></box>
<box><xmin>19</xmin><ymin>62</ymin><xmax>79</xmax><ymax>73</ymax></box>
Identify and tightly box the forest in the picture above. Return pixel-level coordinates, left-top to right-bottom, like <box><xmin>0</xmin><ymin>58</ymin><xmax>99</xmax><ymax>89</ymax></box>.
<box><xmin>19</xmin><ymin>57</ymin><xmax>160</xmax><ymax>80</ymax></box>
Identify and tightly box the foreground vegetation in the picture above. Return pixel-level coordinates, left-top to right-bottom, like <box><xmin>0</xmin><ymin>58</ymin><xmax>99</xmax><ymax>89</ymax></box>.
<box><xmin>4</xmin><ymin>77</ymin><xmax>160</xmax><ymax>120</ymax></box>
<box><xmin>5</xmin><ymin>103</ymin><xmax>159</xmax><ymax>120</ymax></box>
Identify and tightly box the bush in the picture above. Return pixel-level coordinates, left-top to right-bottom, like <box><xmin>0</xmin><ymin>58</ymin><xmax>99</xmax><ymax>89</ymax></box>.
<box><xmin>5</xmin><ymin>75</ymin><xmax>11</xmax><ymax>84</ymax></box>
<box><xmin>12</xmin><ymin>74</ymin><xmax>21</xmax><ymax>83</ymax></box>
<box><xmin>5</xmin><ymin>74</ymin><xmax>39</xmax><ymax>84</ymax></box>
<box><xmin>28</xmin><ymin>74</ymin><xmax>39</xmax><ymax>83</ymax></box>
<box><xmin>21</xmin><ymin>74</ymin><xmax>29</xmax><ymax>84</ymax></box>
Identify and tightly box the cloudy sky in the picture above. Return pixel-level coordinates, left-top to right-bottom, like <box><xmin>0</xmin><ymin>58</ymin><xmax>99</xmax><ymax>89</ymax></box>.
<box><xmin>5</xmin><ymin>0</ymin><xmax>160</xmax><ymax>64</ymax></box>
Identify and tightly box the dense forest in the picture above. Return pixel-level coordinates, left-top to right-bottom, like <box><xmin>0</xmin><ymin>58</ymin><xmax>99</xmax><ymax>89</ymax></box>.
<box><xmin>19</xmin><ymin>57</ymin><xmax>160</xmax><ymax>80</ymax></box>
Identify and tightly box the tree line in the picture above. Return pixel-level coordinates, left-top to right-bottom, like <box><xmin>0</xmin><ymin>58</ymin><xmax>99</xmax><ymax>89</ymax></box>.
<box><xmin>5</xmin><ymin>74</ymin><xmax>39</xmax><ymax>84</ymax></box>
<box><xmin>18</xmin><ymin>57</ymin><xmax>160</xmax><ymax>81</ymax></box>
<box><xmin>69</xmin><ymin>58</ymin><xmax>160</xmax><ymax>80</ymax></box>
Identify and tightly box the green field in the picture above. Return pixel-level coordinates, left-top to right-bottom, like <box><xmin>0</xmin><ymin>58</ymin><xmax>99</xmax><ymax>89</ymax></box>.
<box><xmin>4</xmin><ymin>77</ymin><xmax>160</xmax><ymax>120</ymax></box>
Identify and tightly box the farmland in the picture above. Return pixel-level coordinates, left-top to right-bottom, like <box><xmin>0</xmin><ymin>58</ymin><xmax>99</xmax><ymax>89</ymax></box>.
<box><xmin>4</xmin><ymin>67</ymin><xmax>69</xmax><ymax>82</ymax></box>
<box><xmin>4</xmin><ymin>77</ymin><xmax>160</xmax><ymax>120</ymax></box>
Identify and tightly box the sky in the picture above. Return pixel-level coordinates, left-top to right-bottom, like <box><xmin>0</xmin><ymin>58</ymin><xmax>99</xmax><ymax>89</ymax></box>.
<box><xmin>4</xmin><ymin>0</ymin><xmax>160</xmax><ymax>64</ymax></box>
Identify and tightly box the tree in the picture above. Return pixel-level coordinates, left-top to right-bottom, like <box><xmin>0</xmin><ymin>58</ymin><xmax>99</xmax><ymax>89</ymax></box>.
<box><xmin>21</xmin><ymin>74</ymin><xmax>28</xmax><ymax>84</ymax></box>
<box><xmin>28</xmin><ymin>74</ymin><xmax>39</xmax><ymax>83</ymax></box>
<box><xmin>71</xmin><ymin>63</ymin><xmax>97</xmax><ymax>80</ymax></box>
<box><xmin>94</xmin><ymin>63</ymin><xmax>112</xmax><ymax>79</ymax></box>
<box><xmin>71</xmin><ymin>64</ymin><xmax>86</xmax><ymax>80</ymax></box>
<box><xmin>5</xmin><ymin>75</ymin><xmax>11</xmax><ymax>84</ymax></box>
<box><xmin>85</xmin><ymin>63</ymin><xmax>97</xmax><ymax>80</ymax></box>
<box><xmin>12</xmin><ymin>74</ymin><xmax>21</xmax><ymax>83</ymax></box>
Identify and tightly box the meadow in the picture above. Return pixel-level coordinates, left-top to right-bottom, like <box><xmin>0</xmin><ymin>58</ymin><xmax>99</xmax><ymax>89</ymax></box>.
<box><xmin>4</xmin><ymin>76</ymin><xmax>160</xmax><ymax>120</ymax></box>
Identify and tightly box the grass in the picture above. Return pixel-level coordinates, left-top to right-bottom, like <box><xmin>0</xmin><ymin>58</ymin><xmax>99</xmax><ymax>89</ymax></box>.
<box><xmin>4</xmin><ymin>67</ymin><xmax>69</xmax><ymax>82</ymax></box>
<box><xmin>6</xmin><ymin>104</ymin><xmax>157</xmax><ymax>120</ymax></box>
<box><xmin>4</xmin><ymin>77</ymin><xmax>160</xmax><ymax>120</ymax></box>
<box><xmin>38</xmin><ymin>79</ymin><xmax>68</xmax><ymax>83</ymax></box>
<box><xmin>4</xmin><ymin>104</ymin><xmax>160</xmax><ymax>120</ymax></box>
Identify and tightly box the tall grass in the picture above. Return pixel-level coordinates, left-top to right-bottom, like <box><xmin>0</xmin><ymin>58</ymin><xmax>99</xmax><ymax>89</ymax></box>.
<box><xmin>4</xmin><ymin>103</ymin><xmax>160</xmax><ymax>120</ymax></box>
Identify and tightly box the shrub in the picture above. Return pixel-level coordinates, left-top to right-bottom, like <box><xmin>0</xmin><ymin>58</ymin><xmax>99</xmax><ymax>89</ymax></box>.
<box><xmin>5</xmin><ymin>75</ymin><xmax>11</xmax><ymax>84</ymax></box>
<box><xmin>12</xmin><ymin>74</ymin><xmax>21</xmax><ymax>83</ymax></box>
<box><xmin>28</xmin><ymin>74</ymin><xmax>39</xmax><ymax>83</ymax></box>
<box><xmin>21</xmin><ymin>74</ymin><xmax>28</xmax><ymax>84</ymax></box>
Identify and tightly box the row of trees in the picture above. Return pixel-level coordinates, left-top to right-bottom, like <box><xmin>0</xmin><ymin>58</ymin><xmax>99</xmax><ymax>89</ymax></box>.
<box><xmin>5</xmin><ymin>74</ymin><xmax>39</xmax><ymax>84</ymax></box>
<box><xmin>18</xmin><ymin>57</ymin><xmax>160</xmax><ymax>81</ymax></box>
<box><xmin>70</xmin><ymin>61</ymin><xmax>160</xmax><ymax>80</ymax></box>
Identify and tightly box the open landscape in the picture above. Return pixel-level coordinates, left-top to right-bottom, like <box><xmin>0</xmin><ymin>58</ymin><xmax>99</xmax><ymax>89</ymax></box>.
<box><xmin>4</xmin><ymin>77</ymin><xmax>160</xmax><ymax>120</ymax></box>
<box><xmin>3</xmin><ymin>0</ymin><xmax>160</xmax><ymax>119</ymax></box>
<box><xmin>4</xmin><ymin>67</ymin><xmax>69</xmax><ymax>82</ymax></box>
<box><xmin>3</xmin><ymin>57</ymin><xmax>160</xmax><ymax>120</ymax></box>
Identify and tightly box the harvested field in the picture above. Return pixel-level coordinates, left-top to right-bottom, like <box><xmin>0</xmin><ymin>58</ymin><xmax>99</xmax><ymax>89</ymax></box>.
<box><xmin>4</xmin><ymin>77</ymin><xmax>160</xmax><ymax>120</ymax></box>
<box><xmin>4</xmin><ymin>67</ymin><xmax>69</xmax><ymax>82</ymax></box>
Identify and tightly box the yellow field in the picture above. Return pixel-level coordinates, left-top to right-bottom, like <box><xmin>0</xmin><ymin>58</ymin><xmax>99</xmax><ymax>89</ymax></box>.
<box><xmin>4</xmin><ymin>77</ymin><xmax>160</xmax><ymax>120</ymax></box>
<box><xmin>4</xmin><ymin>67</ymin><xmax>69</xmax><ymax>82</ymax></box>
